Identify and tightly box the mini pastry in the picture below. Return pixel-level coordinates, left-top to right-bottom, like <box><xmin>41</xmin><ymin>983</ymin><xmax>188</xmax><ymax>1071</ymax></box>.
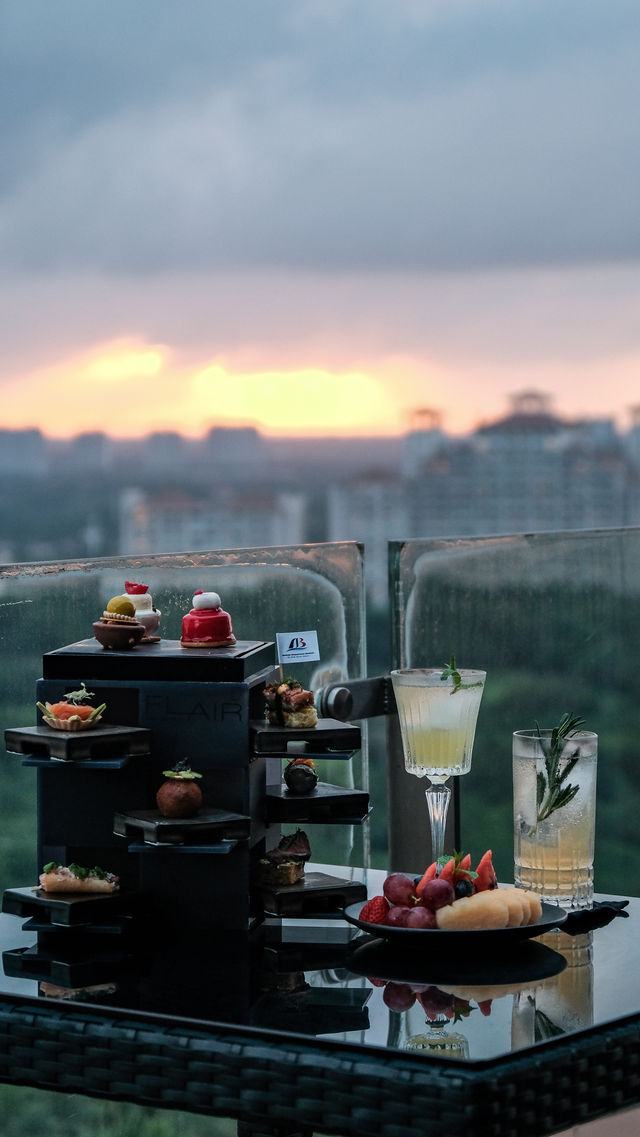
<box><xmin>181</xmin><ymin>590</ymin><xmax>236</xmax><ymax>648</ymax></box>
<box><xmin>283</xmin><ymin>758</ymin><xmax>318</xmax><ymax>794</ymax></box>
<box><xmin>93</xmin><ymin>596</ymin><xmax>145</xmax><ymax>649</ymax></box>
<box><xmin>156</xmin><ymin>761</ymin><xmax>203</xmax><ymax>818</ymax></box>
<box><xmin>37</xmin><ymin>683</ymin><xmax>106</xmax><ymax>731</ymax></box>
<box><xmin>259</xmin><ymin>829</ymin><xmax>311</xmax><ymax>886</ymax></box>
<box><xmin>263</xmin><ymin>679</ymin><xmax>318</xmax><ymax>729</ymax></box>
<box><xmin>38</xmin><ymin>862</ymin><xmax>119</xmax><ymax>893</ymax></box>
<box><xmin>101</xmin><ymin>596</ymin><xmax>139</xmax><ymax>624</ymax></box>
<box><xmin>119</xmin><ymin>581</ymin><xmax>161</xmax><ymax>640</ymax></box>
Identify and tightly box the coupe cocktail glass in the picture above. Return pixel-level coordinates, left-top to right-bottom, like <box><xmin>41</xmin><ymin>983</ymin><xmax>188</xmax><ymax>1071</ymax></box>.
<box><xmin>390</xmin><ymin>666</ymin><xmax>486</xmax><ymax>862</ymax></box>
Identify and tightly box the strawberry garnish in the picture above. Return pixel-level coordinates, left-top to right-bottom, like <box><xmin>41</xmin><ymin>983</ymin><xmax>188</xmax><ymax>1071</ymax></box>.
<box><xmin>125</xmin><ymin>581</ymin><xmax>149</xmax><ymax>595</ymax></box>
<box><xmin>359</xmin><ymin>895</ymin><xmax>390</xmax><ymax>925</ymax></box>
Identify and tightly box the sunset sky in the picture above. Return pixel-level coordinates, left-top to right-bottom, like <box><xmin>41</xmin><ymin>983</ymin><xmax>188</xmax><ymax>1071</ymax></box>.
<box><xmin>1</xmin><ymin>1</ymin><xmax>639</xmax><ymax>439</ymax></box>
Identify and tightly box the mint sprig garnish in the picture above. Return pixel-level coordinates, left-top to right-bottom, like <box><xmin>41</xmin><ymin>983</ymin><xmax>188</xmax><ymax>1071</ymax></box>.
<box><xmin>440</xmin><ymin>655</ymin><xmax>462</xmax><ymax>692</ymax></box>
<box><xmin>529</xmin><ymin>712</ymin><xmax>584</xmax><ymax>835</ymax></box>
<box><xmin>440</xmin><ymin>655</ymin><xmax>483</xmax><ymax>694</ymax></box>
<box><xmin>435</xmin><ymin>850</ymin><xmax>478</xmax><ymax>879</ymax></box>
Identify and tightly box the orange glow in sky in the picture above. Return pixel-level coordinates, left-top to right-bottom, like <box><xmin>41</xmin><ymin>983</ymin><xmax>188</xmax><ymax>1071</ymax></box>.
<box><xmin>1</xmin><ymin>337</ymin><xmax>411</xmax><ymax>439</ymax></box>
<box><xmin>2</xmin><ymin>335</ymin><xmax>639</xmax><ymax>440</ymax></box>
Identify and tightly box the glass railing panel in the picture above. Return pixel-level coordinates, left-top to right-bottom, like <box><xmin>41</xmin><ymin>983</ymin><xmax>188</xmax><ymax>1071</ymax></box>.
<box><xmin>388</xmin><ymin>529</ymin><xmax>640</xmax><ymax>894</ymax></box>
<box><xmin>0</xmin><ymin>541</ymin><xmax>367</xmax><ymax>892</ymax></box>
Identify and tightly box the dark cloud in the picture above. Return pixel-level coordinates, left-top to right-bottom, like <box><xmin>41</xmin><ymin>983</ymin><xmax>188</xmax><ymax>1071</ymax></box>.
<box><xmin>1</xmin><ymin>0</ymin><xmax>639</xmax><ymax>274</ymax></box>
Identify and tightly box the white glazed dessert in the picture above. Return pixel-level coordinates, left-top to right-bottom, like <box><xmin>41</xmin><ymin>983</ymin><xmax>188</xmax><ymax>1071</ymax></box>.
<box><xmin>118</xmin><ymin>582</ymin><xmax>161</xmax><ymax>640</ymax></box>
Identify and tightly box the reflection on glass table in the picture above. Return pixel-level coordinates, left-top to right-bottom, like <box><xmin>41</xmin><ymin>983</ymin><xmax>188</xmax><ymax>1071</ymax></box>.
<box><xmin>0</xmin><ymin>866</ymin><xmax>635</xmax><ymax>1066</ymax></box>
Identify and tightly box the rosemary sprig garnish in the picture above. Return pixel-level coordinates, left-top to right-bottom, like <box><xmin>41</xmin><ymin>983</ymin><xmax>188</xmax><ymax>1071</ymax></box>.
<box><xmin>530</xmin><ymin>998</ymin><xmax>565</xmax><ymax>1041</ymax></box>
<box><xmin>529</xmin><ymin>711</ymin><xmax>585</xmax><ymax>835</ymax></box>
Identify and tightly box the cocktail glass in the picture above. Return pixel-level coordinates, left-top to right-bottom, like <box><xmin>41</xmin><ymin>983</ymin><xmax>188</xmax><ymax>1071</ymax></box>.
<box><xmin>404</xmin><ymin>1016</ymin><xmax>470</xmax><ymax>1059</ymax></box>
<box><xmin>511</xmin><ymin>930</ymin><xmax>593</xmax><ymax>1049</ymax></box>
<box><xmin>390</xmin><ymin>666</ymin><xmax>486</xmax><ymax>862</ymax></box>
<box><xmin>513</xmin><ymin>728</ymin><xmax>598</xmax><ymax>909</ymax></box>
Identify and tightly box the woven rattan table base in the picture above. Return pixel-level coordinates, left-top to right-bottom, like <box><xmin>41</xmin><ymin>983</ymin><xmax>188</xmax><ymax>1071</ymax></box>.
<box><xmin>1</xmin><ymin>997</ymin><xmax>639</xmax><ymax>1137</ymax></box>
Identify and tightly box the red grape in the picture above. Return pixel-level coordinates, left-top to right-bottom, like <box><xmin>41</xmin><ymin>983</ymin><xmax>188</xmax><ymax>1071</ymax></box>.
<box><xmin>418</xmin><ymin>985</ymin><xmax>455</xmax><ymax>1017</ymax></box>
<box><xmin>383</xmin><ymin>982</ymin><xmax>416</xmax><ymax>1012</ymax></box>
<box><xmin>405</xmin><ymin>906</ymin><xmax>437</xmax><ymax>929</ymax></box>
<box><xmin>420</xmin><ymin>878</ymin><xmax>455</xmax><ymax>910</ymax></box>
<box><xmin>383</xmin><ymin>873</ymin><xmax>417</xmax><ymax>906</ymax></box>
<box><xmin>387</xmin><ymin>904</ymin><xmax>411</xmax><ymax>927</ymax></box>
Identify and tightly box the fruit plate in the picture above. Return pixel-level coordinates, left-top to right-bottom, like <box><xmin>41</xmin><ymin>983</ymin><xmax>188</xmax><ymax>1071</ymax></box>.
<box><xmin>341</xmin><ymin>900</ymin><xmax>567</xmax><ymax>949</ymax></box>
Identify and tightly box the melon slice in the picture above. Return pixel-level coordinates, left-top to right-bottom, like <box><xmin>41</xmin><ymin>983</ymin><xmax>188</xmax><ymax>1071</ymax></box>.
<box><xmin>436</xmin><ymin>890</ymin><xmax>510</xmax><ymax>931</ymax></box>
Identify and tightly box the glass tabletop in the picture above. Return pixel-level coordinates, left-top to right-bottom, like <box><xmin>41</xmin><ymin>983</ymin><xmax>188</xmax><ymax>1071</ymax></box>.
<box><xmin>1</xmin><ymin>865</ymin><xmax>636</xmax><ymax>1065</ymax></box>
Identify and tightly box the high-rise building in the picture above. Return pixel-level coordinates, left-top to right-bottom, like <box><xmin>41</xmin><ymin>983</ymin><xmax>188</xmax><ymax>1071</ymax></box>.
<box><xmin>118</xmin><ymin>485</ymin><xmax>306</xmax><ymax>557</ymax></box>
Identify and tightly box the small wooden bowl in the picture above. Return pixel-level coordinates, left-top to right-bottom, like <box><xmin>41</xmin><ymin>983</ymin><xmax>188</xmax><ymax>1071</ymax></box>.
<box><xmin>93</xmin><ymin>620</ymin><xmax>146</xmax><ymax>650</ymax></box>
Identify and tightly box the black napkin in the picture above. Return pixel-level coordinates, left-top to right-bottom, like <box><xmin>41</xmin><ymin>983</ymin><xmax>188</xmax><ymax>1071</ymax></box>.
<box><xmin>562</xmin><ymin>899</ymin><xmax>629</xmax><ymax>935</ymax></box>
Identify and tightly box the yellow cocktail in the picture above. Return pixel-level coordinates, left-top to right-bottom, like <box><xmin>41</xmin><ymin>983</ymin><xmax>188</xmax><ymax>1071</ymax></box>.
<box><xmin>391</xmin><ymin>664</ymin><xmax>486</xmax><ymax>859</ymax></box>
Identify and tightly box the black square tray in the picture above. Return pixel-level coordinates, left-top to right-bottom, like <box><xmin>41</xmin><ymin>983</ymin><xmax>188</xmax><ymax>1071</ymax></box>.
<box><xmin>5</xmin><ymin>724</ymin><xmax>152</xmax><ymax>763</ymax></box>
<box><xmin>265</xmin><ymin>782</ymin><xmax>370</xmax><ymax>823</ymax></box>
<box><xmin>3</xmin><ymin>943</ymin><xmax>134</xmax><ymax>989</ymax></box>
<box><xmin>259</xmin><ymin>871</ymin><xmax>367</xmax><ymax>916</ymax></box>
<box><xmin>251</xmin><ymin>718</ymin><xmax>361</xmax><ymax>755</ymax></box>
<box><xmin>2</xmin><ymin>886</ymin><xmax>132</xmax><ymax>928</ymax></box>
<box><xmin>113</xmin><ymin>806</ymin><xmax>251</xmax><ymax>846</ymax></box>
<box><xmin>42</xmin><ymin>639</ymin><xmax>275</xmax><ymax>682</ymax></box>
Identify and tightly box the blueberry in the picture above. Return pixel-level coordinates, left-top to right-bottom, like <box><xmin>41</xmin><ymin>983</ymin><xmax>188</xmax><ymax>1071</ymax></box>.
<box><xmin>454</xmin><ymin>879</ymin><xmax>474</xmax><ymax>899</ymax></box>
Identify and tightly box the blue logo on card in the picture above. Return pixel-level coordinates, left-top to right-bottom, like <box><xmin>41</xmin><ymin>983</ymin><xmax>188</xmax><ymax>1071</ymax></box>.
<box><xmin>287</xmin><ymin>636</ymin><xmax>307</xmax><ymax>651</ymax></box>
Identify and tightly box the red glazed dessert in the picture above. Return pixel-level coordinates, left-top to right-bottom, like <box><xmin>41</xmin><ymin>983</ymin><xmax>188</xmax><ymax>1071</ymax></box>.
<box><xmin>181</xmin><ymin>590</ymin><xmax>236</xmax><ymax>648</ymax></box>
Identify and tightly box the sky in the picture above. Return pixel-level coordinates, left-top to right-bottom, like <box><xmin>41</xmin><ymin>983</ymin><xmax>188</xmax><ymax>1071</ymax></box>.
<box><xmin>1</xmin><ymin>0</ymin><xmax>639</xmax><ymax>439</ymax></box>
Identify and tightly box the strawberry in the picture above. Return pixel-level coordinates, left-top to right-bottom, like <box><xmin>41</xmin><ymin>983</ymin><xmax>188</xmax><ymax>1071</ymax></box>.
<box><xmin>125</xmin><ymin>581</ymin><xmax>149</xmax><ymax>594</ymax></box>
<box><xmin>477</xmin><ymin>999</ymin><xmax>493</xmax><ymax>1017</ymax></box>
<box><xmin>359</xmin><ymin>895</ymin><xmax>390</xmax><ymax>925</ymax></box>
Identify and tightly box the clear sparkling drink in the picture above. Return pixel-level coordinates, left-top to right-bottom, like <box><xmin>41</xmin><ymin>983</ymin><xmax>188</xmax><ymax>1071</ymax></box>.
<box><xmin>513</xmin><ymin>729</ymin><xmax>597</xmax><ymax>909</ymax></box>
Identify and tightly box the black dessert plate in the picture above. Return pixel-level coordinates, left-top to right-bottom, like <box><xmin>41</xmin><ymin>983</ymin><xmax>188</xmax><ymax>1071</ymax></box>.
<box><xmin>346</xmin><ymin>934</ymin><xmax>567</xmax><ymax>989</ymax></box>
<box><xmin>341</xmin><ymin>900</ymin><xmax>567</xmax><ymax>948</ymax></box>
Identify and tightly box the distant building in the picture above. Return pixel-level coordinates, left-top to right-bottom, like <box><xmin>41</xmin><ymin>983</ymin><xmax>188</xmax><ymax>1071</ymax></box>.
<box><xmin>59</xmin><ymin>432</ymin><xmax>113</xmax><ymax>472</ymax></box>
<box><xmin>623</xmin><ymin>405</ymin><xmax>640</xmax><ymax>472</ymax></box>
<box><xmin>0</xmin><ymin>429</ymin><xmax>48</xmax><ymax>475</ymax></box>
<box><xmin>197</xmin><ymin>427</ymin><xmax>267</xmax><ymax>480</ymax></box>
<box><xmin>327</xmin><ymin>392</ymin><xmax>640</xmax><ymax>604</ymax></box>
<box><xmin>402</xmin><ymin>407</ymin><xmax>447</xmax><ymax>479</ymax></box>
<box><xmin>394</xmin><ymin>390</ymin><xmax>639</xmax><ymax>536</ymax></box>
<box><xmin>327</xmin><ymin>471</ymin><xmax>410</xmax><ymax>605</ymax></box>
<box><xmin>138</xmin><ymin>432</ymin><xmax>191</xmax><ymax>472</ymax></box>
<box><xmin>118</xmin><ymin>486</ymin><xmax>306</xmax><ymax>556</ymax></box>
<box><xmin>3</xmin><ymin>396</ymin><xmax>640</xmax><ymax>589</ymax></box>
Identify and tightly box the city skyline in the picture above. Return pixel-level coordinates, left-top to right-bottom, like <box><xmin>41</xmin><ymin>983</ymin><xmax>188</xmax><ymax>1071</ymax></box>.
<box><xmin>1</xmin><ymin>3</ymin><xmax>639</xmax><ymax>439</ymax></box>
<box><xmin>1</xmin><ymin>387</ymin><xmax>638</xmax><ymax>446</ymax></box>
